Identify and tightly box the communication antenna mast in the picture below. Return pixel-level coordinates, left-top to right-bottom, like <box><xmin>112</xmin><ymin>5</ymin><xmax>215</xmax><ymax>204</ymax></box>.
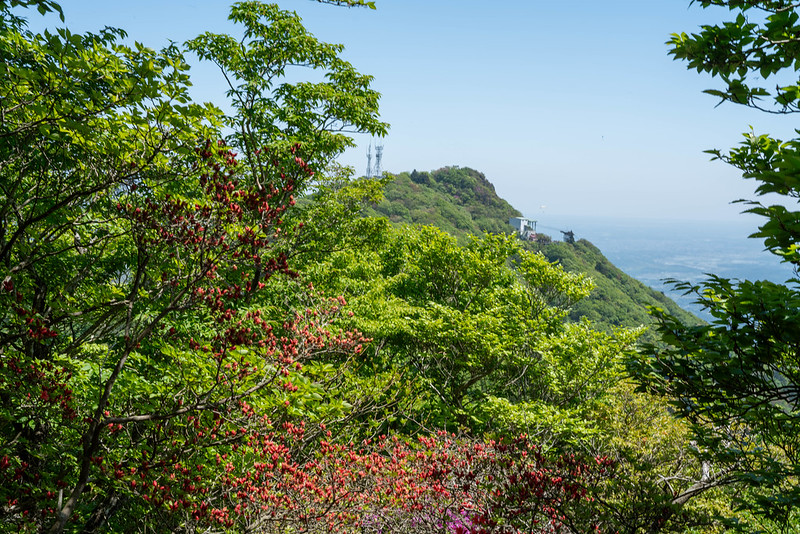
<box><xmin>366</xmin><ymin>143</ymin><xmax>373</xmax><ymax>179</ymax></box>
<box><xmin>560</xmin><ymin>230</ymin><xmax>575</xmax><ymax>244</ymax></box>
<box><xmin>373</xmin><ymin>141</ymin><xmax>384</xmax><ymax>178</ymax></box>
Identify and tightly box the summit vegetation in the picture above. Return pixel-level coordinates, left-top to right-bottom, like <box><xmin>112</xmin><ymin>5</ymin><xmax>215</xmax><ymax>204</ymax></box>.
<box><xmin>1</xmin><ymin>1</ymin><xmax>799</xmax><ymax>533</ymax></box>
<box><xmin>362</xmin><ymin>167</ymin><xmax>521</xmax><ymax>238</ymax></box>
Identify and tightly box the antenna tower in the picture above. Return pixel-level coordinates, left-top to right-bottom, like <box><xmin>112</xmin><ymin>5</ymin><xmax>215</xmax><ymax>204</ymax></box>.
<box><xmin>366</xmin><ymin>143</ymin><xmax>373</xmax><ymax>179</ymax></box>
<box><xmin>373</xmin><ymin>141</ymin><xmax>384</xmax><ymax>178</ymax></box>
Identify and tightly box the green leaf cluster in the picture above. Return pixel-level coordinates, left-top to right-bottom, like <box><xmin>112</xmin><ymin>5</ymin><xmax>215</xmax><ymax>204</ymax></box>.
<box><xmin>0</xmin><ymin>1</ymin><xmax>387</xmax><ymax>531</ymax></box>
<box><xmin>187</xmin><ymin>1</ymin><xmax>387</xmax><ymax>177</ymax></box>
<box><xmin>301</xmin><ymin>221</ymin><xmax>637</xmax><ymax>440</ymax></box>
<box><xmin>632</xmin><ymin>1</ymin><xmax>800</xmax><ymax>531</ymax></box>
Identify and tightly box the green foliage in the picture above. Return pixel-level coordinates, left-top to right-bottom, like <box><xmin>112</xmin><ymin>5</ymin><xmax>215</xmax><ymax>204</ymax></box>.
<box><xmin>0</xmin><ymin>7</ymin><xmax>213</xmax><ymax>524</ymax></box>
<box><xmin>631</xmin><ymin>1</ymin><xmax>800</xmax><ymax>530</ymax></box>
<box><xmin>0</xmin><ymin>0</ymin><xmax>766</xmax><ymax>531</ymax></box>
<box><xmin>351</xmin><ymin>165</ymin><xmax>731</xmax><ymax>528</ymax></box>
<box><xmin>0</xmin><ymin>2</ymin><xmax>386</xmax><ymax>532</ymax></box>
<box><xmin>313</xmin><ymin>0</ymin><xmax>376</xmax><ymax>7</ymax></box>
<box><xmin>633</xmin><ymin>274</ymin><xmax>800</xmax><ymax>530</ymax></box>
<box><xmin>298</xmin><ymin>205</ymin><xmax>729</xmax><ymax>530</ymax></box>
<box><xmin>187</xmin><ymin>1</ymin><xmax>388</xmax><ymax>178</ymax></box>
<box><xmin>669</xmin><ymin>1</ymin><xmax>800</xmax><ymax>114</ymax></box>
<box><xmin>366</xmin><ymin>168</ymin><xmax>701</xmax><ymax>342</ymax></box>
<box><xmin>588</xmin><ymin>381</ymin><xmax>736</xmax><ymax>533</ymax></box>
<box><xmin>538</xmin><ymin>240</ymin><xmax>703</xmax><ymax>343</ymax></box>
<box><xmin>362</xmin><ymin>167</ymin><xmax>522</xmax><ymax>241</ymax></box>
<box><xmin>476</xmin><ymin>321</ymin><xmax>638</xmax><ymax>444</ymax></box>
<box><xmin>300</xmin><ymin>222</ymin><xmax>644</xmax><ymax>444</ymax></box>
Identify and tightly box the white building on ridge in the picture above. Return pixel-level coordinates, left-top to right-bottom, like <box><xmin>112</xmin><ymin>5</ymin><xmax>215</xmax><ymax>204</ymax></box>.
<box><xmin>509</xmin><ymin>217</ymin><xmax>537</xmax><ymax>240</ymax></box>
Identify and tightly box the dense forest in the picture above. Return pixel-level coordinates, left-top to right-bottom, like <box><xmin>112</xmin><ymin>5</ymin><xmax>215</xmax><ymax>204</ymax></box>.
<box><xmin>1</xmin><ymin>1</ymin><xmax>799</xmax><ymax>533</ymax></box>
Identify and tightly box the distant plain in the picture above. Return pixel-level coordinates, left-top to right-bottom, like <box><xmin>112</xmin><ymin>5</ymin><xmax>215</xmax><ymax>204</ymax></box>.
<box><xmin>532</xmin><ymin>214</ymin><xmax>795</xmax><ymax>321</ymax></box>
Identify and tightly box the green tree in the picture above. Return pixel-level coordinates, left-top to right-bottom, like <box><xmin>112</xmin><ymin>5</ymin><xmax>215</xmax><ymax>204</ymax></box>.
<box><xmin>187</xmin><ymin>1</ymin><xmax>387</xmax><ymax>182</ymax></box>
<box><xmin>631</xmin><ymin>1</ymin><xmax>800</xmax><ymax>530</ymax></box>
<box><xmin>363</xmin><ymin>167</ymin><xmax>522</xmax><ymax>240</ymax></box>
<box><xmin>297</xmin><ymin>209</ymin><xmax>730</xmax><ymax>532</ymax></box>
<box><xmin>299</xmin><ymin>222</ymin><xmax>639</xmax><ymax>438</ymax></box>
<box><xmin>0</xmin><ymin>1</ymin><xmax>385</xmax><ymax>532</ymax></box>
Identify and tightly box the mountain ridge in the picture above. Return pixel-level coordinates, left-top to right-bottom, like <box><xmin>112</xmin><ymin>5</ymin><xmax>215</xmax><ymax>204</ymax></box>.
<box><xmin>364</xmin><ymin>166</ymin><xmax>701</xmax><ymax>338</ymax></box>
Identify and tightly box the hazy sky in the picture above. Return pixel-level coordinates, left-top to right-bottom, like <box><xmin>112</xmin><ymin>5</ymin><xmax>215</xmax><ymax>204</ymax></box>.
<box><xmin>25</xmin><ymin>1</ymin><xmax>798</xmax><ymax>222</ymax></box>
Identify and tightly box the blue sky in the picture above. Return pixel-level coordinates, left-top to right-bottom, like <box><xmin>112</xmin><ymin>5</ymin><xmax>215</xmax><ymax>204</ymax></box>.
<box><xmin>25</xmin><ymin>0</ymin><xmax>798</xmax><ymax>222</ymax></box>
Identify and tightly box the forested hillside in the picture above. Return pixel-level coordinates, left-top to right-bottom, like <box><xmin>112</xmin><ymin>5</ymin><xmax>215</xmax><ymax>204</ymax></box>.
<box><xmin>366</xmin><ymin>166</ymin><xmax>701</xmax><ymax>340</ymax></box>
<box><xmin>362</xmin><ymin>167</ymin><xmax>521</xmax><ymax>237</ymax></box>
<box><xmin>538</xmin><ymin>240</ymin><xmax>702</xmax><ymax>340</ymax></box>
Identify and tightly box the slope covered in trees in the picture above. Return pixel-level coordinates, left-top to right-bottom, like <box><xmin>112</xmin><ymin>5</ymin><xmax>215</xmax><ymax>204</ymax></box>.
<box><xmin>539</xmin><ymin>240</ymin><xmax>701</xmax><ymax>341</ymax></box>
<box><xmin>362</xmin><ymin>167</ymin><xmax>522</xmax><ymax>238</ymax></box>
<box><xmin>365</xmin><ymin>166</ymin><xmax>701</xmax><ymax>340</ymax></box>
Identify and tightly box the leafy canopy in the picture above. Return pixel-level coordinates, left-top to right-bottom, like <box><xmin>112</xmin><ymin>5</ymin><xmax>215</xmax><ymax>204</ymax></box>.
<box><xmin>632</xmin><ymin>1</ymin><xmax>800</xmax><ymax>530</ymax></box>
<box><xmin>0</xmin><ymin>1</ymin><xmax>385</xmax><ymax>532</ymax></box>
